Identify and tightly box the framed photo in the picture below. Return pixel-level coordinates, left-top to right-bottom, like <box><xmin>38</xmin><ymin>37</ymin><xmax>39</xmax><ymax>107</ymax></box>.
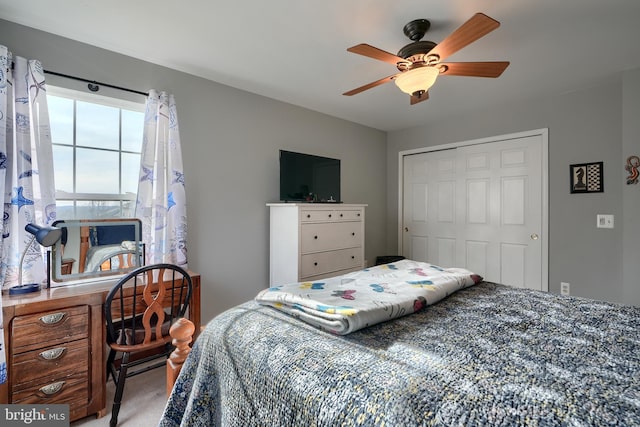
<box><xmin>570</xmin><ymin>162</ymin><xmax>603</xmax><ymax>193</ymax></box>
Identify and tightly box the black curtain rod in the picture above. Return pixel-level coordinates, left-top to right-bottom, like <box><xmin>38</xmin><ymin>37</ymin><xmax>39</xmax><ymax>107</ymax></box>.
<box><xmin>44</xmin><ymin>69</ymin><xmax>149</xmax><ymax>97</ymax></box>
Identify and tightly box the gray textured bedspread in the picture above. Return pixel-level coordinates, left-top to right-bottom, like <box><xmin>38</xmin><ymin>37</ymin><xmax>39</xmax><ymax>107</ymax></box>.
<box><xmin>160</xmin><ymin>282</ymin><xmax>640</xmax><ymax>426</ymax></box>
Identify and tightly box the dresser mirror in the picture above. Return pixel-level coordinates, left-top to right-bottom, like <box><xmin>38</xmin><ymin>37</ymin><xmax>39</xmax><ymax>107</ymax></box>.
<box><xmin>50</xmin><ymin>218</ymin><xmax>144</xmax><ymax>283</ymax></box>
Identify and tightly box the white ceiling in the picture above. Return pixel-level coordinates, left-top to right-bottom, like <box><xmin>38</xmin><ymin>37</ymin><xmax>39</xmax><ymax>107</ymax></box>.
<box><xmin>1</xmin><ymin>0</ymin><xmax>640</xmax><ymax>131</ymax></box>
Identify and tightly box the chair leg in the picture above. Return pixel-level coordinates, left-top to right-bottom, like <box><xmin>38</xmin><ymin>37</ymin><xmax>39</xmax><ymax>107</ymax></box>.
<box><xmin>106</xmin><ymin>349</ymin><xmax>117</xmax><ymax>384</ymax></box>
<box><xmin>109</xmin><ymin>352</ymin><xmax>130</xmax><ymax>427</ymax></box>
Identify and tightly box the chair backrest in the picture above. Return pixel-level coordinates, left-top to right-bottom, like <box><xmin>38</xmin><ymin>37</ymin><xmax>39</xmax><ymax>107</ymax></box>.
<box><xmin>96</xmin><ymin>249</ymin><xmax>138</xmax><ymax>272</ymax></box>
<box><xmin>104</xmin><ymin>263</ymin><xmax>192</xmax><ymax>348</ymax></box>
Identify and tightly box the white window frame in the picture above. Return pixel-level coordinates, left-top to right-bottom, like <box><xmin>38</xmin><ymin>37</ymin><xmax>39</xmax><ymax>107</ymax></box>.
<box><xmin>48</xmin><ymin>86</ymin><xmax>145</xmax><ymax>219</ymax></box>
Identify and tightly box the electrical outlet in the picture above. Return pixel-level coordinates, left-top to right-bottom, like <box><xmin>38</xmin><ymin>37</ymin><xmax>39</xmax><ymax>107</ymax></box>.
<box><xmin>560</xmin><ymin>282</ymin><xmax>570</xmax><ymax>296</ymax></box>
<box><xmin>596</xmin><ymin>214</ymin><xmax>614</xmax><ymax>229</ymax></box>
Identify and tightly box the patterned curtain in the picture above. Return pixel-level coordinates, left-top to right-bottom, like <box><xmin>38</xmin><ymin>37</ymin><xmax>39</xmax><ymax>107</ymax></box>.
<box><xmin>136</xmin><ymin>90</ymin><xmax>187</xmax><ymax>267</ymax></box>
<box><xmin>0</xmin><ymin>45</ymin><xmax>57</xmax><ymax>383</ymax></box>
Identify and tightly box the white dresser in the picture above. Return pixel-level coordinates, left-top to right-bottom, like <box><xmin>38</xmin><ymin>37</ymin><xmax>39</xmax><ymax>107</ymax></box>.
<box><xmin>267</xmin><ymin>203</ymin><xmax>367</xmax><ymax>285</ymax></box>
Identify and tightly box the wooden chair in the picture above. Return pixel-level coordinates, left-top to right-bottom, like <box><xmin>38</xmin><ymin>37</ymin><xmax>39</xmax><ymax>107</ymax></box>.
<box><xmin>104</xmin><ymin>263</ymin><xmax>192</xmax><ymax>427</ymax></box>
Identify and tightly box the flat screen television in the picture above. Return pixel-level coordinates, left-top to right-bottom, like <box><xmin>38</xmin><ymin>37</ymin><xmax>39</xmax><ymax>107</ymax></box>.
<box><xmin>279</xmin><ymin>150</ymin><xmax>341</xmax><ymax>203</ymax></box>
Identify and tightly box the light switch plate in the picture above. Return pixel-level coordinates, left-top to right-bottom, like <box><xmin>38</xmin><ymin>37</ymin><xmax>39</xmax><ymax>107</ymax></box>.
<box><xmin>596</xmin><ymin>214</ymin><xmax>614</xmax><ymax>229</ymax></box>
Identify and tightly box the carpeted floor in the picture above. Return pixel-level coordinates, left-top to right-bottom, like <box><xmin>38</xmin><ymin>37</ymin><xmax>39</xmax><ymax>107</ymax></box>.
<box><xmin>72</xmin><ymin>366</ymin><xmax>168</xmax><ymax>426</ymax></box>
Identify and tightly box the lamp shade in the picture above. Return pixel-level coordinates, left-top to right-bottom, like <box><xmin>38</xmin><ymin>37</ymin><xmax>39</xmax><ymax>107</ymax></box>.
<box><xmin>10</xmin><ymin>224</ymin><xmax>63</xmax><ymax>295</ymax></box>
<box><xmin>395</xmin><ymin>67</ymin><xmax>440</xmax><ymax>95</ymax></box>
<box><xmin>25</xmin><ymin>223</ymin><xmax>62</xmax><ymax>247</ymax></box>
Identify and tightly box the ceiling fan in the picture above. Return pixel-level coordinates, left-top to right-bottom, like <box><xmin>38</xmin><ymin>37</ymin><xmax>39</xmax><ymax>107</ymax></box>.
<box><xmin>343</xmin><ymin>13</ymin><xmax>509</xmax><ymax>105</ymax></box>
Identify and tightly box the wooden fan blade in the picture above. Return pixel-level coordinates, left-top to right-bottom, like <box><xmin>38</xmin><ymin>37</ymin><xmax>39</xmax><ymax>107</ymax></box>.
<box><xmin>343</xmin><ymin>74</ymin><xmax>399</xmax><ymax>96</ymax></box>
<box><xmin>429</xmin><ymin>13</ymin><xmax>500</xmax><ymax>62</ymax></box>
<box><xmin>440</xmin><ymin>61</ymin><xmax>509</xmax><ymax>77</ymax></box>
<box><xmin>410</xmin><ymin>91</ymin><xmax>429</xmax><ymax>105</ymax></box>
<box><xmin>347</xmin><ymin>43</ymin><xmax>410</xmax><ymax>66</ymax></box>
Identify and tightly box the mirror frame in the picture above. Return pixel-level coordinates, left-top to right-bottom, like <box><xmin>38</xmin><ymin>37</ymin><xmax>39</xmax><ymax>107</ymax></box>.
<box><xmin>51</xmin><ymin>218</ymin><xmax>143</xmax><ymax>283</ymax></box>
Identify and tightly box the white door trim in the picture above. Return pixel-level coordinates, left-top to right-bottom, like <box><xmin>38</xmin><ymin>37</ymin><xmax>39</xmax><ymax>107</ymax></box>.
<box><xmin>397</xmin><ymin>128</ymin><xmax>549</xmax><ymax>291</ymax></box>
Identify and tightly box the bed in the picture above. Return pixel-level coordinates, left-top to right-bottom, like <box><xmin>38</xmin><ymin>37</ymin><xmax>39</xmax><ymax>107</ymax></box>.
<box><xmin>160</xmin><ymin>260</ymin><xmax>640</xmax><ymax>426</ymax></box>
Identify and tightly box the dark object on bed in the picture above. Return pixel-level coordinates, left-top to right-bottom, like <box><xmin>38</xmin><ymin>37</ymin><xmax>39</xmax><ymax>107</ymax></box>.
<box><xmin>160</xmin><ymin>281</ymin><xmax>640</xmax><ymax>426</ymax></box>
<box><xmin>374</xmin><ymin>255</ymin><xmax>405</xmax><ymax>265</ymax></box>
<box><xmin>105</xmin><ymin>263</ymin><xmax>192</xmax><ymax>427</ymax></box>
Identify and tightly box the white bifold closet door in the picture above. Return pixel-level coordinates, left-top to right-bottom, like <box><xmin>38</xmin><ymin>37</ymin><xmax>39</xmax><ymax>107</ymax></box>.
<box><xmin>402</xmin><ymin>133</ymin><xmax>544</xmax><ymax>290</ymax></box>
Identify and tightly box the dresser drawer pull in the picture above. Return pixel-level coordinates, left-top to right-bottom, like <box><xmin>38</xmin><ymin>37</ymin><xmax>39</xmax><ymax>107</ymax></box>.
<box><xmin>314</xmin><ymin>235</ymin><xmax>318</xmax><ymax>239</ymax></box>
<box><xmin>351</xmin><ymin>232</ymin><xmax>355</xmax><ymax>236</ymax></box>
<box><xmin>307</xmin><ymin>214</ymin><xmax>311</xmax><ymax>218</ymax></box>
<box><xmin>39</xmin><ymin>312</ymin><xmax>66</xmax><ymax>325</ymax></box>
<box><xmin>39</xmin><ymin>347</ymin><xmax>66</xmax><ymax>360</ymax></box>
<box><xmin>39</xmin><ymin>381</ymin><xmax>65</xmax><ymax>396</ymax></box>
<box><xmin>314</xmin><ymin>262</ymin><xmax>318</xmax><ymax>266</ymax></box>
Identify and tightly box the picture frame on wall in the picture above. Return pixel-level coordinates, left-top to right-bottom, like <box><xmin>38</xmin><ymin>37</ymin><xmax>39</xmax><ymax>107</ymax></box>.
<box><xmin>570</xmin><ymin>161</ymin><xmax>603</xmax><ymax>193</ymax></box>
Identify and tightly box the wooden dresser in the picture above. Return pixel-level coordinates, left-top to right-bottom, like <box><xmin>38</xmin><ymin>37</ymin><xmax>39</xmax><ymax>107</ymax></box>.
<box><xmin>1</xmin><ymin>271</ymin><xmax>200</xmax><ymax>422</ymax></box>
<box><xmin>267</xmin><ymin>203</ymin><xmax>367</xmax><ymax>285</ymax></box>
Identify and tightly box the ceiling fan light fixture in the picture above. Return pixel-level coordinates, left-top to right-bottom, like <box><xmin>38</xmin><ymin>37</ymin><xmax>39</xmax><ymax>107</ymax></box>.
<box><xmin>395</xmin><ymin>67</ymin><xmax>439</xmax><ymax>95</ymax></box>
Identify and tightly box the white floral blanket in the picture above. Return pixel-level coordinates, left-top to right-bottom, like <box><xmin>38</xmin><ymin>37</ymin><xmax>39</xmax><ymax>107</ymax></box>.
<box><xmin>255</xmin><ymin>259</ymin><xmax>482</xmax><ymax>334</ymax></box>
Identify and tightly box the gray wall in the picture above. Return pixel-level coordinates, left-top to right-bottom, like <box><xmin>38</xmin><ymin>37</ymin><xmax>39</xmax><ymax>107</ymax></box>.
<box><xmin>622</xmin><ymin>68</ymin><xmax>640</xmax><ymax>305</ymax></box>
<box><xmin>0</xmin><ymin>20</ymin><xmax>388</xmax><ymax>323</ymax></box>
<box><xmin>387</xmin><ymin>73</ymin><xmax>640</xmax><ymax>305</ymax></box>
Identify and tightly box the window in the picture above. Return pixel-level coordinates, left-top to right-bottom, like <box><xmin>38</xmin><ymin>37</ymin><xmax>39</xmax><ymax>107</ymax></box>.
<box><xmin>48</xmin><ymin>87</ymin><xmax>145</xmax><ymax>220</ymax></box>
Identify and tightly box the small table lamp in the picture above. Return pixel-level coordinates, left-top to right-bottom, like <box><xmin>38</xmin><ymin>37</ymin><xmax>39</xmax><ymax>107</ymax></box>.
<box><xmin>10</xmin><ymin>223</ymin><xmax>63</xmax><ymax>295</ymax></box>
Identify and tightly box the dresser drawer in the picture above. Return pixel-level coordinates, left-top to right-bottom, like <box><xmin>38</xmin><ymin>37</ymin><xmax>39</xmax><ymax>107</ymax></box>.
<box><xmin>11</xmin><ymin>305</ymin><xmax>89</xmax><ymax>353</ymax></box>
<box><xmin>300</xmin><ymin>247</ymin><xmax>362</xmax><ymax>278</ymax></box>
<box><xmin>334</xmin><ymin>209</ymin><xmax>364</xmax><ymax>221</ymax></box>
<box><xmin>300</xmin><ymin>208</ymin><xmax>364</xmax><ymax>223</ymax></box>
<box><xmin>301</xmin><ymin>222</ymin><xmax>362</xmax><ymax>253</ymax></box>
<box><xmin>300</xmin><ymin>209</ymin><xmax>335</xmax><ymax>222</ymax></box>
<box><xmin>12</xmin><ymin>339</ymin><xmax>89</xmax><ymax>386</ymax></box>
<box><xmin>11</xmin><ymin>371</ymin><xmax>89</xmax><ymax>410</ymax></box>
